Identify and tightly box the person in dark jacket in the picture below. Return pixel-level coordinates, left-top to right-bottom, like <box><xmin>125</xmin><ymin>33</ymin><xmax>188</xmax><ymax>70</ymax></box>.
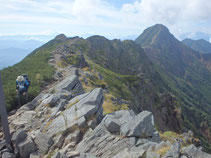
<box><xmin>16</xmin><ymin>75</ymin><xmax>30</xmax><ymax>107</ymax></box>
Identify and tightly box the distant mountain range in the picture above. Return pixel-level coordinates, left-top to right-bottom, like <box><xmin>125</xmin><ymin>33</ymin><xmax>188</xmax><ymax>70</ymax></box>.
<box><xmin>0</xmin><ymin>38</ymin><xmax>44</xmax><ymax>69</ymax></box>
<box><xmin>0</xmin><ymin>48</ymin><xmax>28</xmax><ymax>69</ymax></box>
<box><xmin>0</xmin><ymin>39</ymin><xmax>44</xmax><ymax>51</ymax></box>
<box><xmin>180</xmin><ymin>32</ymin><xmax>210</xmax><ymax>41</ymax></box>
<box><xmin>182</xmin><ymin>38</ymin><xmax>211</xmax><ymax>54</ymax></box>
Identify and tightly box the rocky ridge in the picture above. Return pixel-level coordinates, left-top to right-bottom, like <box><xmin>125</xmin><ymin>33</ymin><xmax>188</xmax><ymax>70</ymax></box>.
<box><xmin>0</xmin><ymin>64</ymin><xmax>210</xmax><ymax>158</ymax></box>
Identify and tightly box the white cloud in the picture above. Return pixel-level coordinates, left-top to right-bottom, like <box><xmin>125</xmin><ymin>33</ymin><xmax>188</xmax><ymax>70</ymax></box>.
<box><xmin>122</xmin><ymin>0</ymin><xmax>211</xmax><ymax>23</ymax></box>
<box><xmin>0</xmin><ymin>0</ymin><xmax>211</xmax><ymax>38</ymax></box>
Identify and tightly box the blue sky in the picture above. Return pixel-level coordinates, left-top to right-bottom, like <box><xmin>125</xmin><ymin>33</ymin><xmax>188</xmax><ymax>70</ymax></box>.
<box><xmin>0</xmin><ymin>0</ymin><xmax>211</xmax><ymax>41</ymax></box>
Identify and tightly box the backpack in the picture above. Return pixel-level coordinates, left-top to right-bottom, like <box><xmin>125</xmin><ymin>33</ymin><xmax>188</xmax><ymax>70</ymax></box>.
<box><xmin>21</xmin><ymin>74</ymin><xmax>31</xmax><ymax>86</ymax></box>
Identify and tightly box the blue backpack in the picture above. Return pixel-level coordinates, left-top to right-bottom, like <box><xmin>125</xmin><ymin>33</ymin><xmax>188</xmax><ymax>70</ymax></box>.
<box><xmin>21</xmin><ymin>74</ymin><xmax>31</xmax><ymax>87</ymax></box>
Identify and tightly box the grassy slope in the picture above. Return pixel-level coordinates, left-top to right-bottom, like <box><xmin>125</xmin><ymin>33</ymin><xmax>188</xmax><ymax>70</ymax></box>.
<box><xmin>0</xmin><ymin>39</ymin><xmax>67</xmax><ymax>110</ymax></box>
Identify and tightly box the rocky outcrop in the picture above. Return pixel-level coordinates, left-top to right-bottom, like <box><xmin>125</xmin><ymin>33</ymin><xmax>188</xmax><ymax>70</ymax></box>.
<box><xmin>181</xmin><ymin>144</ymin><xmax>211</xmax><ymax>158</ymax></box>
<box><xmin>75</xmin><ymin>110</ymin><xmax>159</xmax><ymax>158</ymax></box>
<box><xmin>103</xmin><ymin>110</ymin><xmax>155</xmax><ymax>138</ymax></box>
<box><xmin>1</xmin><ymin>72</ymin><xmax>211</xmax><ymax>158</ymax></box>
<box><xmin>44</xmin><ymin>88</ymin><xmax>104</xmax><ymax>138</ymax></box>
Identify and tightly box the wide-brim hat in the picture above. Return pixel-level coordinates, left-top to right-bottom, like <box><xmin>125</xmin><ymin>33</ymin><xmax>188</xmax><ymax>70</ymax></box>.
<box><xmin>17</xmin><ymin>76</ymin><xmax>25</xmax><ymax>82</ymax></box>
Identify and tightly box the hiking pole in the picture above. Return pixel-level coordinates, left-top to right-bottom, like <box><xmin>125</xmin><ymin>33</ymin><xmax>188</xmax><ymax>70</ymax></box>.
<box><xmin>0</xmin><ymin>72</ymin><xmax>12</xmax><ymax>150</ymax></box>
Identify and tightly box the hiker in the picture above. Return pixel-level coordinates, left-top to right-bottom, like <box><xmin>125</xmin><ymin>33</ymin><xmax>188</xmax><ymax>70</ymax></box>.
<box><xmin>16</xmin><ymin>75</ymin><xmax>30</xmax><ymax>107</ymax></box>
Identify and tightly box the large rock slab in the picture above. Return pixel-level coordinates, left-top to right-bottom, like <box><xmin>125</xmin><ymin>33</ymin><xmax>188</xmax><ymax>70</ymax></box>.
<box><xmin>53</xmin><ymin>75</ymin><xmax>83</xmax><ymax>93</ymax></box>
<box><xmin>45</xmin><ymin>88</ymin><xmax>104</xmax><ymax>137</ymax></box>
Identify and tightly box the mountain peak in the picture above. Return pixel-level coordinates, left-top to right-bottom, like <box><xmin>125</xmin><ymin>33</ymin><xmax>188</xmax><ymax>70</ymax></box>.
<box><xmin>152</xmin><ymin>23</ymin><xmax>169</xmax><ymax>31</ymax></box>
<box><xmin>54</xmin><ymin>34</ymin><xmax>67</xmax><ymax>41</ymax></box>
<box><xmin>135</xmin><ymin>24</ymin><xmax>175</xmax><ymax>48</ymax></box>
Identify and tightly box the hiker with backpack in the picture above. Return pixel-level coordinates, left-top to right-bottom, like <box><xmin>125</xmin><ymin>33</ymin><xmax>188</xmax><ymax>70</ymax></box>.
<box><xmin>16</xmin><ymin>74</ymin><xmax>30</xmax><ymax>107</ymax></box>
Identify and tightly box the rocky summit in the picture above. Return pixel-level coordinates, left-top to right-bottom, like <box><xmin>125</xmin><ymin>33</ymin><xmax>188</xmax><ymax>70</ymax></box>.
<box><xmin>0</xmin><ymin>65</ymin><xmax>210</xmax><ymax>158</ymax></box>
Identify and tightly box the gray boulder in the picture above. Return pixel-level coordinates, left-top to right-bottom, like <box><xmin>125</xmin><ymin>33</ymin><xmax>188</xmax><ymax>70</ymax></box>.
<box><xmin>34</xmin><ymin>131</ymin><xmax>54</xmax><ymax>154</ymax></box>
<box><xmin>18</xmin><ymin>136</ymin><xmax>37</xmax><ymax>158</ymax></box>
<box><xmin>104</xmin><ymin>110</ymin><xmax>155</xmax><ymax>137</ymax></box>
<box><xmin>53</xmin><ymin>75</ymin><xmax>83</xmax><ymax>93</ymax></box>
<box><xmin>120</xmin><ymin>111</ymin><xmax>155</xmax><ymax>137</ymax></box>
<box><xmin>102</xmin><ymin>110</ymin><xmax>155</xmax><ymax>138</ymax></box>
<box><xmin>181</xmin><ymin>144</ymin><xmax>211</xmax><ymax>158</ymax></box>
<box><xmin>74</xmin><ymin>88</ymin><xmax>104</xmax><ymax>119</ymax></box>
<box><xmin>103</xmin><ymin>110</ymin><xmax>135</xmax><ymax>126</ymax></box>
<box><xmin>103</xmin><ymin>115</ymin><xmax>120</xmax><ymax>134</ymax></box>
